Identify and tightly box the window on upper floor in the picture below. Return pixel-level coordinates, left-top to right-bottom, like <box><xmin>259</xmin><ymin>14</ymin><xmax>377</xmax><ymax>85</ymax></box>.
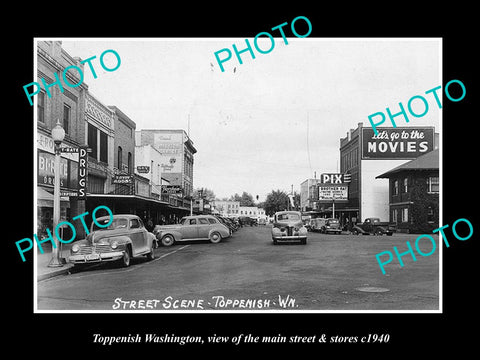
<box><xmin>427</xmin><ymin>176</ymin><xmax>439</xmax><ymax>193</ymax></box>
<box><xmin>38</xmin><ymin>92</ymin><xmax>45</xmax><ymax>123</ymax></box>
<box><xmin>63</xmin><ymin>104</ymin><xmax>70</xmax><ymax>135</ymax></box>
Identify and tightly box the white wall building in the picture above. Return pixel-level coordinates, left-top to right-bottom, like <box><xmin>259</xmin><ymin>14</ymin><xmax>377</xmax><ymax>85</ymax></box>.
<box><xmin>134</xmin><ymin>144</ymin><xmax>165</xmax><ymax>197</ymax></box>
<box><xmin>212</xmin><ymin>200</ymin><xmax>240</xmax><ymax>217</ymax></box>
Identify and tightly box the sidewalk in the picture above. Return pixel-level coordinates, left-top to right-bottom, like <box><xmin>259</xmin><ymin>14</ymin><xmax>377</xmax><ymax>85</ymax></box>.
<box><xmin>36</xmin><ymin>242</ymin><xmax>74</xmax><ymax>282</ymax></box>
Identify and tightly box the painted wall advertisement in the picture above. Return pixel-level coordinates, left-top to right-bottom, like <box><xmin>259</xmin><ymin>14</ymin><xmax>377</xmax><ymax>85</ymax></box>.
<box><xmin>153</xmin><ymin>132</ymin><xmax>183</xmax><ymax>185</ymax></box>
<box><xmin>362</xmin><ymin>127</ymin><xmax>435</xmax><ymax>159</ymax></box>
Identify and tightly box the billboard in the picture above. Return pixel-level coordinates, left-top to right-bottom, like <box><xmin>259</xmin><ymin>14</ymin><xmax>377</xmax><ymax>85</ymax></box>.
<box><xmin>318</xmin><ymin>185</ymin><xmax>348</xmax><ymax>202</ymax></box>
<box><xmin>362</xmin><ymin>127</ymin><xmax>434</xmax><ymax>159</ymax></box>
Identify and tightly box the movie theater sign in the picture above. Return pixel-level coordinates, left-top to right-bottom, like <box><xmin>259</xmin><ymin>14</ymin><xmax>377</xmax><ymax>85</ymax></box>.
<box><xmin>361</xmin><ymin>127</ymin><xmax>435</xmax><ymax>159</ymax></box>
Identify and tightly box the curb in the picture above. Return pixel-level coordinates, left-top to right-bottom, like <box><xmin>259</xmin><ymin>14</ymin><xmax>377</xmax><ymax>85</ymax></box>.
<box><xmin>37</xmin><ymin>263</ymin><xmax>74</xmax><ymax>282</ymax></box>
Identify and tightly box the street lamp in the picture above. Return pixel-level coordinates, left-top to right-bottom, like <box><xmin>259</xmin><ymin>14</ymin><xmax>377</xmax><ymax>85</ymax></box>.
<box><xmin>48</xmin><ymin>119</ymin><xmax>65</xmax><ymax>267</ymax></box>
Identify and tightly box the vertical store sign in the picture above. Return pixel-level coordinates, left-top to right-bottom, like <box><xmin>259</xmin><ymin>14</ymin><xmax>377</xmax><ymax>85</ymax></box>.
<box><xmin>78</xmin><ymin>146</ymin><xmax>88</xmax><ymax>199</ymax></box>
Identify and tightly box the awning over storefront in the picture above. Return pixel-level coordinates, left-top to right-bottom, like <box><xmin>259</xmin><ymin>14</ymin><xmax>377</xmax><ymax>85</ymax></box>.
<box><xmin>37</xmin><ymin>187</ymin><xmax>70</xmax><ymax>208</ymax></box>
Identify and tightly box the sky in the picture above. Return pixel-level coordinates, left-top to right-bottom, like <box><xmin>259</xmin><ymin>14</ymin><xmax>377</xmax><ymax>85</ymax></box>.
<box><xmin>60</xmin><ymin>38</ymin><xmax>441</xmax><ymax>202</ymax></box>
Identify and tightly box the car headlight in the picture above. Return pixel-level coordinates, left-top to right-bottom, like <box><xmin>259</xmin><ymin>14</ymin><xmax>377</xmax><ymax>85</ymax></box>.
<box><xmin>110</xmin><ymin>241</ymin><xmax>118</xmax><ymax>250</ymax></box>
<box><xmin>71</xmin><ymin>244</ymin><xmax>79</xmax><ymax>253</ymax></box>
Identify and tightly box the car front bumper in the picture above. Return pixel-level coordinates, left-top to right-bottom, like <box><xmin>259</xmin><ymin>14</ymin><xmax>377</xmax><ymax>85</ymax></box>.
<box><xmin>325</xmin><ymin>228</ymin><xmax>342</xmax><ymax>233</ymax></box>
<box><xmin>68</xmin><ymin>251</ymin><xmax>124</xmax><ymax>264</ymax></box>
<box><xmin>272</xmin><ymin>235</ymin><xmax>307</xmax><ymax>242</ymax></box>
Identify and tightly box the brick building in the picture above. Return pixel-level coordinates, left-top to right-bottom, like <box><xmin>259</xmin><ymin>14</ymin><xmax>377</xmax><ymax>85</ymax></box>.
<box><xmin>36</xmin><ymin>40</ymin><xmax>88</xmax><ymax>238</ymax></box>
<box><xmin>376</xmin><ymin>148</ymin><xmax>439</xmax><ymax>233</ymax></box>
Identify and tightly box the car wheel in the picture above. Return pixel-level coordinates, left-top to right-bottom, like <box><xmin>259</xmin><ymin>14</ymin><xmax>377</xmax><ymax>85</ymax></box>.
<box><xmin>120</xmin><ymin>247</ymin><xmax>131</xmax><ymax>268</ymax></box>
<box><xmin>273</xmin><ymin>238</ymin><xmax>278</xmax><ymax>245</ymax></box>
<box><xmin>146</xmin><ymin>245</ymin><xmax>155</xmax><ymax>261</ymax></box>
<box><xmin>352</xmin><ymin>229</ymin><xmax>359</xmax><ymax>235</ymax></box>
<box><xmin>301</xmin><ymin>238</ymin><xmax>307</xmax><ymax>245</ymax></box>
<box><xmin>161</xmin><ymin>234</ymin><xmax>175</xmax><ymax>247</ymax></box>
<box><xmin>375</xmin><ymin>229</ymin><xmax>384</xmax><ymax>236</ymax></box>
<box><xmin>210</xmin><ymin>231</ymin><xmax>222</xmax><ymax>244</ymax></box>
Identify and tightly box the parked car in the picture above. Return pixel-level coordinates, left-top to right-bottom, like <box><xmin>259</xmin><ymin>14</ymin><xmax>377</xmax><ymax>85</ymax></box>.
<box><xmin>239</xmin><ymin>216</ymin><xmax>257</xmax><ymax>226</ymax></box>
<box><xmin>154</xmin><ymin>215</ymin><xmax>231</xmax><ymax>246</ymax></box>
<box><xmin>351</xmin><ymin>217</ymin><xmax>395</xmax><ymax>236</ymax></box>
<box><xmin>271</xmin><ymin>211</ymin><xmax>307</xmax><ymax>245</ymax></box>
<box><xmin>258</xmin><ymin>218</ymin><xmax>267</xmax><ymax>225</ymax></box>
<box><xmin>316</xmin><ymin>218</ymin><xmax>342</xmax><ymax>234</ymax></box>
<box><xmin>309</xmin><ymin>218</ymin><xmax>324</xmax><ymax>232</ymax></box>
<box><xmin>68</xmin><ymin>214</ymin><xmax>156</xmax><ymax>268</ymax></box>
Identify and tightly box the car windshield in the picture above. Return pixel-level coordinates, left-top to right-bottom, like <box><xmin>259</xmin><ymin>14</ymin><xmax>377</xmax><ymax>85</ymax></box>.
<box><xmin>277</xmin><ymin>213</ymin><xmax>300</xmax><ymax>221</ymax></box>
<box><xmin>92</xmin><ymin>218</ymin><xmax>128</xmax><ymax>231</ymax></box>
<box><xmin>179</xmin><ymin>218</ymin><xmax>187</xmax><ymax>225</ymax></box>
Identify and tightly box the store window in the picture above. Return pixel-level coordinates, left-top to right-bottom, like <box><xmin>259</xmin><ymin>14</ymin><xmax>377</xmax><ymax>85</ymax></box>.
<box><xmin>427</xmin><ymin>176</ymin><xmax>439</xmax><ymax>193</ymax></box>
<box><xmin>88</xmin><ymin>174</ymin><xmax>105</xmax><ymax>194</ymax></box>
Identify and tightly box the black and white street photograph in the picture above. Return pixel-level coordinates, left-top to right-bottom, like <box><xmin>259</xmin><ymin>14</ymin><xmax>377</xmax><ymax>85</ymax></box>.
<box><xmin>8</xmin><ymin>5</ymin><xmax>479</xmax><ymax>355</ymax></box>
<box><xmin>32</xmin><ymin>37</ymin><xmax>442</xmax><ymax>312</ymax></box>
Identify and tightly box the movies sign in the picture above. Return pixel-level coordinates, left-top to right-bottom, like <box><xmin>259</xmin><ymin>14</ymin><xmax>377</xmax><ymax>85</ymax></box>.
<box><xmin>362</xmin><ymin>127</ymin><xmax>434</xmax><ymax>159</ymax></box>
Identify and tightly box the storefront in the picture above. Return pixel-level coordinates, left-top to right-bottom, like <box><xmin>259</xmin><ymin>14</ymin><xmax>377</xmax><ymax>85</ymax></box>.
<box><xmin>36</xmin><ymin>130</ymin><xmax>83</xmax><ymax>238</ymax></box>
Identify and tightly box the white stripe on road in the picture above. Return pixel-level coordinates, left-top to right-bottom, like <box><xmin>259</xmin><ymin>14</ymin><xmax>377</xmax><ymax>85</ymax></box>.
<box><xmin>151</xmin><ymin>245</ymin><xmax>190</xmax><ymax>263</ymax></box>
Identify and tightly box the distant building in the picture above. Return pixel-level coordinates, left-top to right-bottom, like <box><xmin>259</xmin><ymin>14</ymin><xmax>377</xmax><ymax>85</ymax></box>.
<box><xmin>239</xmin><ymin>206</ymin><xmax>266</xmax><ymax>220</ymax></box>
<box><xmin>135</xmin><ymin>129</ymin><xmax>196</xmax><ymax>197</ymax></box>
<box><xmin>300</xmin><ymin>178</ymin><xmax>321</xmax><ymax>211</ymax></box>
<box><xmin>213</xmin><ymin>200</ymin><xmax>240</xmax><ymax>217</ymax></box>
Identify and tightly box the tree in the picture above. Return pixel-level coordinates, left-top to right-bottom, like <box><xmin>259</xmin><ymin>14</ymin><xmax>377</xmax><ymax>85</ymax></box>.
<box><xmin>263</xmin><ymin>190</ymin><xmax>290</xmax><ymax>216</ymax></box>
<box><xmin>229</xmin><ymin>191</ymin><xmax>255</xmax><ymax>206</ymax></box>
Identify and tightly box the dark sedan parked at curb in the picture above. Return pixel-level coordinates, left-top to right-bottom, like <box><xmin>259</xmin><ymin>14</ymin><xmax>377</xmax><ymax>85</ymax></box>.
<box><xmin>68</xmin><ymin>214</ymin><xmax>156</xmax><ymax>268</ymax></box>
<box><xmin>154</xmin><ymin>215</ymin><xmax>231</xmax><ymax>247</ymax></box>
<box><xmin>271</xmin><ymin>211</ymin><xmax>308</xmax><ymax>245</ymax></box>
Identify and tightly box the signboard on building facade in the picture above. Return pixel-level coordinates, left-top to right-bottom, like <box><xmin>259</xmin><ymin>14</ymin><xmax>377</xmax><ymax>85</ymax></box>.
<box><xmin>361</xmin><ymin>127</ymin><xmax>434</xmax><ymax>159</ymax></box>
<box><xmin>78</xmin><ymin>146</ymin><xmax>88</xmax><ymax>199</ymax></box>
<box><xmin>136</xmin><ymin>165</ymin><xmax>150</xmax><ymax>173</ymax></box>
<box><xmin>318</xmin><ymin>185</ymin><xmax>349</xmax><ymax>202</ymax></box>
<box><xmin>161</xmin><ymin>185</ymin><xmax>183</xmax><ymax>195</ymax></box>
<box><xmin>38</xmin><ymin>150</ymin><xmax>71</xmax><ymax>188</ymax></box>
<box><xmin>320</xmin><ymin>173</ymin><xmax>351</xmax><ymax>184</ymax></box>
<box><xmin>113</xmin><ymin>174</ymin><xmax>133</xmax><ymax>184</ymax></box>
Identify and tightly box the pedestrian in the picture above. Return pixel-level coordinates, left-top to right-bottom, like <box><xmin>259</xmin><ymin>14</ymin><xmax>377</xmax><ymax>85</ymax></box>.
<box><xmin>146</xmin><ymin>217</ymin><xmax>154</xmax><ymax>232</ymax></box>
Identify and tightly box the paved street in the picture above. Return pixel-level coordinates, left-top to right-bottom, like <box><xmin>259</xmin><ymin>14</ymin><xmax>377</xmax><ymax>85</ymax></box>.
<box><xmin>37</xmin><ymin>225</ymin><xmax>439</xmax><ymax>311</ymax></box>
